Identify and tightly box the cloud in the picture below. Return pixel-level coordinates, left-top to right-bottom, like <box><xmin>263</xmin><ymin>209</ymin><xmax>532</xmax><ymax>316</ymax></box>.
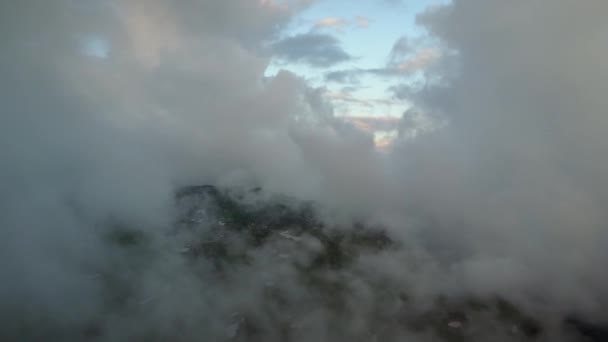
<box><xmin>325</xmin><ymin>69</ymin><xmax>364</xmax><ymax>83</ymax></box>
<box><xmin>314</xmin><ymin>17</ymin><xmax>347</xmax><ymax>29</ymax></box>
<box><xmin>386</xmin><ymin>36</ymin><xmax>412</xmax><ymax>65</ymax></box>
<box><xmin>388</xmin><ymin>0</ymin><xmax>608</xmax><ymax>316</ymax></box>
<box><xmin>325</xmin><ymin>91</ymin><xmax>395</xmax><ymax>108</ymax></box>
<box><xmin>325</xmin><ymin>47</ymin><xmax>441</xmax><ymax>83</ymax></box>
<box><xmin>312</xmin><ymin>16</ymin><xmax>370</xmax><ymax>32</ymax></box>
<box><xmin>355</xmin><ymin>16</ymin><xmax>370</xmax><ymax>28</ymax></box>
<box><xmin>394</xmin><ymin>48</ymin><xmax>441</xmax><ymax>72</ymax></box>
<box><xmin>374</xmin><ymin>130</ymin><xmax>399</xmax><ymax>151</ymax></box>
<box><xmin>0</xmin><ymin>0</ymin><xmax>385</xmax><ymax>339</ymax></box>
<box><xmin>339</xmin><ymin>115</ymin><xmax>401</xmax><ymax>133</ymax></box>
<box><xmin>325</xmin><ymin>35</ymin><xmax>440</xmax><ymax>84</ymax></box>
<box><xmin>340</xmin><ymin>85</ymin><xmax>364</xmax><ymax>94</ymax></box>
<box><xmin>272</xmin><ymin>32</ymin><xmax>352</xmax><ymax>67</ymax></box>
<box><xmin>3</xmin><ymin>0</ymin><xmax>608</xmax><ymax>340</ymax></box>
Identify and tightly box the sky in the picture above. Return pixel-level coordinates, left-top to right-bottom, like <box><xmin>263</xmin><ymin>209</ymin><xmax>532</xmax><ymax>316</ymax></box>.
<box><xmin>2</xmin><ymin>1</ymin><xmax>608</xmax><ymax>340</ymax></box>
<box><xmin>265</xmin><ymin>0</ymin><xmax>446</xmax><ymax>146</ymax></box>
<box><xmin>81</xmin><ymin>0</ymin><xmax>446</xmax><ymax>148</ymax></box>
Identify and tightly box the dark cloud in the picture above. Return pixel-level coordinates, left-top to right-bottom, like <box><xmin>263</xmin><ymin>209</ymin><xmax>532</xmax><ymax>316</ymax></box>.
<box><xmin>387</xmin><ymin>83</ymin><xmax>413</xmax><ymax>99</ymax></box>
<box><xmin>386</xmin><ymin>36</ymin><xmax>412</xmax><ymax>66</ymax></box>
<box><xmin>272</xmin><ymin>32</ymin><xmax>352</xmax><ymax>67</ymax></box>
<box><xmin>325</xmin><ymin>68</ymin><xmax>365</xmax><ymax>83</ymax></box>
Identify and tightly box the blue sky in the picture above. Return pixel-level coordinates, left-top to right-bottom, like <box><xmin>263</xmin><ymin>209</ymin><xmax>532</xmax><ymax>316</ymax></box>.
<box><xmin>285</xmin><ymin>0</ymin><xmax>430</xmax><ymax>68</ymax></box>
<box><xmin>265</xmin><ymin>0</ymin><xmax>446</xmax><ymax>146</ymax></box>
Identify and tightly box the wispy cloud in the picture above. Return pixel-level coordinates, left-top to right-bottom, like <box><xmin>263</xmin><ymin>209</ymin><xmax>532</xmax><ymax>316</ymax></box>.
<box><xmin>314</xmin><ymin>17</ymin><xmax>347</xmax><ymax>29</ymax></box>
<box><xmin>325</xmin><ymin>91</ymin><xmax>396</xmax><ymax>108</ymax></box>
<box><xmin>272</xmin><ymin>32</ymin><xmax>352</xmax><ymax>67</ymax></box>
<box><xmin>395</xmin><ymin>48</ymin><xmax>440</xmax><ymax>72</ymax></box>
<box><xmin>312</xmin><ymin>16</ymin><xmax>371</xmax><ymax>32</ymax></box>
<box><xmin>339</xmin><ymin>115</ymin><xmax>401</xmax><ymax>132</ymax></box>
<box><xmin>386</xmin><ymin>36</ymin><xmax>411</xmax><ymax>65</ymax></box>
<box><xmin>355</xmin><ymin>16</ymin><xmax>370</xmax><ymax>28</ymax></box>
<box><xmin>325</xmin><ymin>47</ymin><xmax>441</xmax><ymax>83</ymax></box>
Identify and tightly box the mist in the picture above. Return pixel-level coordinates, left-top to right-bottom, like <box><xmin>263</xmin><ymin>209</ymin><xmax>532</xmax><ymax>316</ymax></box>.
<box><xmin>1</xmin><ymin>0</ymin><xmax>607</xmax><ymax>341</ymax></box>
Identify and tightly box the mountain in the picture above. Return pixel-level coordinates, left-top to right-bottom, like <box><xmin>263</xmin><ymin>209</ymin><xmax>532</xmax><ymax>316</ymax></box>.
<box><xmin>76</xmin><ymin>185</ymin><xmax>608</xmax><ymax>341</ymax></box>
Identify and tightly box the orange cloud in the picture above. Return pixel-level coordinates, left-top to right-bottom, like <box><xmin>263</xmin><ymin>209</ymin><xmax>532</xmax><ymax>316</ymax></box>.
<box><xmin>315</xmin><ymin>17</ymin><xmax>347</xmax><ymax>28</ymax></box>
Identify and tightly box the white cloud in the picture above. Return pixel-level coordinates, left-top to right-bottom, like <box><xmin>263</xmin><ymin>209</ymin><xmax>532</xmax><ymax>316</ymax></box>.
<box><xmin>391</xmin><ymin>0</ymin><xmax>608</xmax><ymax>314</ymax></box>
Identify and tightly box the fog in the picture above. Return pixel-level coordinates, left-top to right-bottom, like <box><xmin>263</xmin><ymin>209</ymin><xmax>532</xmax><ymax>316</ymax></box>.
<box><xmin>1</xmin><ymin>0</ymin><xmax>607</xmax><ymax>341</ymax></box>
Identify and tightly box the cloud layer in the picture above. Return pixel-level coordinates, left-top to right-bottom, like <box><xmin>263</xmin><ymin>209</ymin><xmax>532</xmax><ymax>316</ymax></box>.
<box><xmin>389</xmin><ymin>0</ymin><xmax>608</xmax><ymax>315</ymax></box>
<box><xmin>0</xmin><ymin>0</ymin><xmax>382</xmax><ymax>339</ymax></box>
<box><xmin>2</xmin><ymin>0</ymin><xmax>608</xmax><ymax>340</ymax></box>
